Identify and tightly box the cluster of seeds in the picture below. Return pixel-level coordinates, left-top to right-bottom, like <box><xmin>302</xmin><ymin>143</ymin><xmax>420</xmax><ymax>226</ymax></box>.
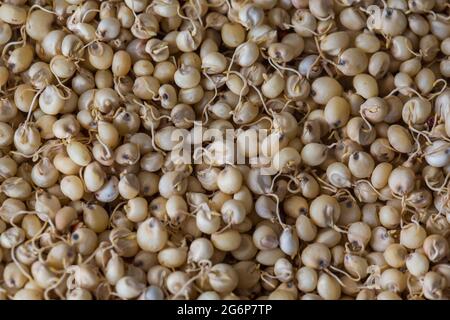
<box><xmin>0</xmin><ymin>0</ymin><xmax>449</xmax><ymax>300</ymax></box>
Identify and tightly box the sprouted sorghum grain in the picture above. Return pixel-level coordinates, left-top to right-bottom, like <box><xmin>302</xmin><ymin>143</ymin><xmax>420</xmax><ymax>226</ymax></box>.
<box><xmin>0</xmin><ymin>0</ymin><xmax>448</xmax><ymax>301</ymax></box>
